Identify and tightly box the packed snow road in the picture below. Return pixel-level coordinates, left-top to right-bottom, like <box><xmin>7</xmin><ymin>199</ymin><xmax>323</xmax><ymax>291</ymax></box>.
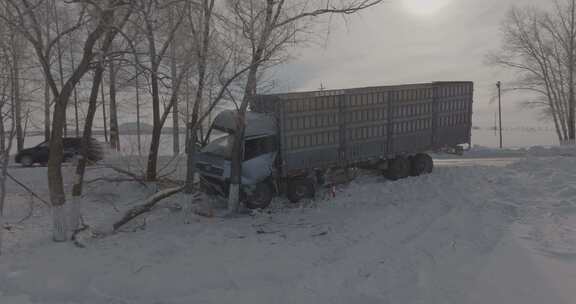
<box><xmin>1</xmin><ymin>151</ymin><xmax>576</xmax><ymax>303</ymax></box>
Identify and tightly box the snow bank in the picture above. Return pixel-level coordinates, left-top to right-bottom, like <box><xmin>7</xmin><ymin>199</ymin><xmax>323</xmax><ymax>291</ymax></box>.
<box><xmin>2</xmin><ymin>151</ymin><xmax>576</xmax><ymax>303</ymax></box>
<box><xmin>436</xmin><ymin>144</ymin><xmax>576</xmax><ymax>159</ymax></box>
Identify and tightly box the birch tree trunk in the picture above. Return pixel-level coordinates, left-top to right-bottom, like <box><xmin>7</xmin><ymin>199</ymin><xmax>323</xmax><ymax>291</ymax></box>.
<box><xmin>70</xmin><ymin>67</ymin><xmax>104</xmax><ymax>231</ymax></box>
<box><xmin>170</xmin><ymin>11</ymin><xmax>180</xmax><ymax>156</ymax></box>
<box><xmin>185</xmin><ymin>0</ymin><xmax>215</xmax><ymax>194</ymax></box>
<box><xmin>69</xmin><ymin>34</ymin><xmax>80</xmax><ymax>138</ymax></box>
<box><xmin>109</xmin><ymin>60</ymin><xmax>120</xmax><ymax>151</ymax></box>
<box><xmin>135</xmin><ymin>72</ymin><xmax>142</xmax><ymax>155</ymax></box>
<box><xmin>44</xmin><ymin>80</ymin><xmax>51</xmax><ymax>141</ymax></box>
<box><xmin>12</xmin><ymin>44</ymin><xmax>23</xmax><ymax>152</ymax></box>
<box><xmin>101</xmin><ymin>80</ymin><xmax>108</xmax><ymax>143</ymax></box>
<box><xmin>146</xmin><ymin>60</ymin><xmax>162</xmax><ymax>181</ymax></box>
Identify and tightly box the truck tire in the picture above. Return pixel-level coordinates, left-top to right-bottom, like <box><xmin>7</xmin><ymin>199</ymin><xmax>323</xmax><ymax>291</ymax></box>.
<box><xmin>423</xmin><ymin>154</ymin><xmax>434</xmax><ymax>174</ymax></box>
<box><xmin>385</xmin><ymin>157</ymin><xmax>410</xmax><ymax>181</ymax></box>
<box><xmin>244</xmin><ymin>182</ymin><xmax>274</xmax><ymax>210</ymax></box>
<box><xmin>410</xmin><ymin>153</ymin><xmax>433</xmax><ymax>176</ymax></box>
<box><xmin>287</xmin><ymin>178</ymin><xmax>315</xmax><ymax>203</ymax></box>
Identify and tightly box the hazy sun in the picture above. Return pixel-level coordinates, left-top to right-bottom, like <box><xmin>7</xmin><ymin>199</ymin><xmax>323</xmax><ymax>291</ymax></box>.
<box><xmin>403</xmin><ymin>0</ymin><xmax>451</xmax><ymax>16</ymax></box>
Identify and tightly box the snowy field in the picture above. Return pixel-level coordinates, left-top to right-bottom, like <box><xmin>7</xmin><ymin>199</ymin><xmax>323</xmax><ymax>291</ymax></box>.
<box><xmin>2</xmin><ymin>147</ymin><xmax>576</xmax><ymax>303</ymax></box>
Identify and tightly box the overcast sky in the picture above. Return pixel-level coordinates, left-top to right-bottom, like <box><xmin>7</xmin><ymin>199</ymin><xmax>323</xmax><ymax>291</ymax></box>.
<box><xmin>272</xmin><ymin>0</ymin><xmax>550</xmax><ymax>128</ymax></box>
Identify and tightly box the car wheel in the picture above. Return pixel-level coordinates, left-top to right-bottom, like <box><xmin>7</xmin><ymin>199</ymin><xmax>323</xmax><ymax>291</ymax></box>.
<box><xmin>20</xmin><ymin>155</ymin><xmax>34</xmax><ymax>167</ymax></box>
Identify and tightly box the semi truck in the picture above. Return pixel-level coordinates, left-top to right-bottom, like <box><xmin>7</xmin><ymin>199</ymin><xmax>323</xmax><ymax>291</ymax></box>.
<box><xmin>195</xmin><ymin>82</ymin><xmax>474</xmax><ymax>209</ymax></box>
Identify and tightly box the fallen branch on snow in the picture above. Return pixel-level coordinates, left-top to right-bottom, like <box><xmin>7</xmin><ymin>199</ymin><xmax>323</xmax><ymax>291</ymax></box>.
<box><xmin>71</xmin><ymin>217</ymin><xmax>90</xmax><ymax>248</ymax></box>
<box><xmin>113</xmin><ymin>186</ymin><xmax>184</xmax><ymax>232</ymax></box>
<box><xmin>84</xmin><ymin>177</ymin><xmax>143</xmax><ymax>185</ymax></box>
<box><xmin>105</xmin><ymin>165</ymin><xmax>148</xmax><ymax>188</ymax></box>
<box><xmin>6</xmin><ymin>173</ymin><xmax>50</xmax><ymax>206</ymax></box>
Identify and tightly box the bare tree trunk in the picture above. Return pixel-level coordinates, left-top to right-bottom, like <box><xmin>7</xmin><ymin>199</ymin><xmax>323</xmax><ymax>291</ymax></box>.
<box><xmin>48</xmin><ymin>18</ymin><xmax>115</xmax><ymax>242</ymax></box>
<box><xmin>109</xmin><ymin>60</ymin><xmax>120</xmax><ymax>151</ymax></box>
<box><xmin>146</xmin><ymin>62</ymin><xmax>161</xmax><ymax>181</ymax></box>
<box><xmin>0</xmin><ymin>111</ymin><xmax>15</xmax><ymax>255</ymax></box>
<box><xmin>135</xmin><ymin>72</ymin><xmax>142</xmax><ymax>156</ymax></box>
<box><xmin>1</xmin><ymin>60</ymin><xmax>15</xmax><ymax>246</ymax></box>
<box><xmin>137</xmin><ymin>2</ymin><xmax>188</xmax><ymax>180</ymax></box>
<box><xmin>101</xmin><ymin>80</ymin><xmax>108</xmax><ymax>143</ymax></box>
<box><xmin>12</xmin><ymin>49</ymin><xmax>23</xmax><ymax>152</ymax></box>
<box><xmin>48</xmin><ymin>97</ymin><xmax>70</xmax><ymax>242</ymax></box>
<box><xmin>0</xmin><ymin>85</ymin><xmax>16</xmax><ymax>254</ymax></box>
<box><xmin>185</xmin><ymin>0</ymin><xmax>215</xmax><ymax>193</ymax></box>
<box><xmin>228</xmin><ymin>64</ymin><xmax>259</xmax><ymax>212</ymax></box>
<box><xmin>44</xmin><ymin>80</ymin><xmax>51</xmax><ymax>141</ymax></box>
<box><xmin>43</xmin><ymin>1</ymin><xmax>52</xmax><ymax>142</ymax></box>
<box><xmin>53</xmin><ymin>0</ymin><xmax>67</xmax><ymax>137</ymax></box>
<box><xmin>185</xmin><ymin>73</ymin><xmax>191</xmax><ymax>150</ymax></box>
<box><xmin>0</xmin><ymin>110</ymin><xmax>6</xmax><ymax>254</ymax></box>
<box><xmin>69</xmin><ymin>11</ymin><xmax>131</xmax><ymax>230</ymax></box>
<box><xmin>170</xmin><ymin>17</ymin><xmax>180</xmax><ymax>156</ymax></box>
<box><xmin>569</xmin><ymin>0</ymin><xmax>576</xmax><ymax>142</ymax></box>
<box><xmin>70</xmin><ymin>67</ymin><xmax>104</xmax><ymax>230</ymax></box>
<box><xmin>69</xmin><ymin>34</ymin><xmax>80</xmax><ymax>138</ymax></box>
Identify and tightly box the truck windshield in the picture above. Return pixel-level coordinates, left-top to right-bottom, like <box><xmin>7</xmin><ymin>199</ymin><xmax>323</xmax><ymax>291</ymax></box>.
<box><xmin>202</xmin><ymin>135</ymin><xmax>233</xmax><ymax>160</ymax></box>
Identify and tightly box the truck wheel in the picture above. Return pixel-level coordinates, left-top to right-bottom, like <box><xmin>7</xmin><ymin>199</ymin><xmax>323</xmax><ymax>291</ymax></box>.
<box><xmin>385</xmin><ymin>157</ymin><xmax>410</xmax><ymax>180</ymax></box>
<box><xmin>244</xmin><ymin>182</ymin><xmax>274</xmax><ymax>210</ymax></box>
<box><xmin>287</xmin><ymin>178</ymin><xmax>315</xmax><ymax>203</ymax></box>
<box><xmin>410</xmin><ymin>153</ymin><xmax>432</xmax><ymax>176</ymax></box>
<box><xmin>20</xmin><ymin>155</ymin><xmax>34</xmax><ymax>167</ymax></box>
<box><xmin>423</xmin><ymin>154</ymin><xmax>434</xmax><ymax>174</ymax></box>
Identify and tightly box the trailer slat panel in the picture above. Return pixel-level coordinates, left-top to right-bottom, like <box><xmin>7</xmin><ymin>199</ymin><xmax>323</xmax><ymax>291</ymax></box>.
<box><xmin>253</xmin><ymin>82</ymin><xmax>473</xmax><ymax>176</ymax></box>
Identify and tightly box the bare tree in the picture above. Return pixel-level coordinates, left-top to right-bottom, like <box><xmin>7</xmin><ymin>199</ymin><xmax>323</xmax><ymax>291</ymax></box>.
<box><xmin>7</xmin><ymin>28</ymin><xmax>25</xmax><ymax>152</ymax></box>
<box><xmin>108</xmin><ymin>55</ymin><xmax>120</xmax><ymax>151</ymax></box>
<box><xmin>224</xmin><ymin>0</ymin><xmax>385</xmax><ymax>211</ymax></box>
<box><xmin>70</xmin><ymin>9</ymin><xmax>132</xmax><ymax>232</ymax></box>
<box><xmin>489</xmin><ymin>0</ymin><xmax>576</xmax><ymax>143</ymax></box>
<box><xmin>128</xmin><ymin>0</ymin><xmax>189</xmax><ymax>181</ymax></box>
<box><xmin>183</xmin><ymin>0</ymin><xmax>216</xmax><ymax>193</ymax></box>
<box><xmin>68</xmin><ymin>29</ymin><xmax>81</xmax><ymax>138</ymax></box>
<box><xmin>182</xmin><ymin>0</ymin><xmax>275</xmax><ymax>194</ymax></box>
<box><xmin>0</xmin><ymin>32</ymin><xmax>17</xmax><ymax>255</ymax></box>
<box><xmin>170</xmin><ymin>7</ymin><xmax>180</xmax><ymax>156</ymax></box>
<box><xmin>1</xmin><ymin>0</ymin><xmax>132</xmax><ymax>241</ymax></box>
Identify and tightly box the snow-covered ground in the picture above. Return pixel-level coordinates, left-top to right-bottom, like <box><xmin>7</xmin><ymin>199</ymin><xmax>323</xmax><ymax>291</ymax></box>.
<box><xmin>1</xmin><ymin>147</ymin><xmax>576</xmax><ymax>303</ymax></box>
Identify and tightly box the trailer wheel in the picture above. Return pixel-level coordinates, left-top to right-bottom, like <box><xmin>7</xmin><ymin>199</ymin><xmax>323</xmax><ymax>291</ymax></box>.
<box><xmin>244</xmin><ymin>182</ymin><xmax>274</xmax><ymax>210</ymax></box>
<box><xmin>385</xmin><ymin>157</ymin><xmax>410</xmax><ymax>180</ymax></box>
<box><xmin>410</xmin><ymin>153</ymin><xmax>433</xmax><ymax>176</ymax></box>
<box><xmin>287</xmin><ymin>178</ymin><xmax>315</xmax><ymax>203</ymax></box>
<box><xmin>423</xmin><ymin>154</ymin><xmax>434</xmax><ymax>174</ymax></box>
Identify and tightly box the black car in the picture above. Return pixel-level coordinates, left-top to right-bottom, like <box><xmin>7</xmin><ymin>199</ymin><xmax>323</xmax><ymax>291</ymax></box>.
<box><xmin>15</xmin><ymin>137</ymin><xmax>104</xmax><ymax>167</ymax></box>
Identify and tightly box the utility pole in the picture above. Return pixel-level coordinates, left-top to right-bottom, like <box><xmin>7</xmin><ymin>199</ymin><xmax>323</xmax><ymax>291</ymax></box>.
<box><xmin>494</xmin><ymin>112</ymin><xmax>497</xmax><ymax>137</ymax></box>
<box><xmin>496</xmin><ymin>81</ymin><xmax>503</xmax><ymax>149</ymax></box>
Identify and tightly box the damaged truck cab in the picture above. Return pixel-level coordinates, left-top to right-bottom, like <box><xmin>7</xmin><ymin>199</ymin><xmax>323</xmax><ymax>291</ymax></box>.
<box><xmin>195</xmin><ymin>111</ymin><xmax>280</xmax><ymax>209</ymax></box>
<box><xmin>196</xmin><ymin>82</ymin><xmax>474</xmax><ymax>209</ymax></box>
